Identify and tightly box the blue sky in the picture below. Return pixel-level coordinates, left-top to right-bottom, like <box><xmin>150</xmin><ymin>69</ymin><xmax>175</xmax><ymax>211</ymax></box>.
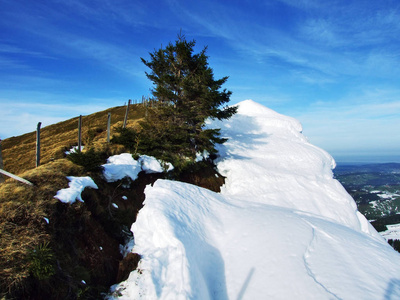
<box><xmin>1</xmin><ymin>0</ymin><xmax>399</xmax><ymax>162</ymax></box>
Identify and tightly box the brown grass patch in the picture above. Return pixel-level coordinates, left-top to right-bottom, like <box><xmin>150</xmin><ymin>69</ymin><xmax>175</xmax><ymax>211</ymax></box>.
<box><xmin>0</xmin><ymin>159</ymin><xmax>84</xmax><ymax>296</ymax></box>
<box><xmin>2</xmin><ymin>104</ymin><xmax>146</xmax><ymax>176</ymax></box>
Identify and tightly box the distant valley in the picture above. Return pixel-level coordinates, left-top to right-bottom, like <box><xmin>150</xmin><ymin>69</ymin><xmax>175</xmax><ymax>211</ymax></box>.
<box><xmin>334</xmin><ymin>162</ymin><xmax>400</xmax><ymax>244</ymax></box>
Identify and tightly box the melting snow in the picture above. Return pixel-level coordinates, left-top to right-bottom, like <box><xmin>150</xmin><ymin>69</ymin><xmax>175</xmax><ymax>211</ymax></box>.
<box><xmin>102</xmin><ymin>153</ymin><xmax>172</xmax><ymax>182</ymax></box>
<box><xmin>65</xmin><ymin>145</ymin><xmax>84</xmax><ymax>155</ymax></box>
<box><xmin>54</xmin><ymin>176</ymin><xmax>98</xmax><ymax>204</ymax></box>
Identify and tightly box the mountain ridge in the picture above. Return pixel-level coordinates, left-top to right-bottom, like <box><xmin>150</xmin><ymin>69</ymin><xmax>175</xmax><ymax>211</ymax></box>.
<box><xmin>109</xmin><ymin>100</ymin><xmax>400</xmax><ymax>299</ymax></box>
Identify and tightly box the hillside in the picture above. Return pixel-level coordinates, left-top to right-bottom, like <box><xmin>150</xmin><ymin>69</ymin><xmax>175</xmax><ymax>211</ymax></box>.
<box><xmin>2</xmin><ymin>100</ymin><xmax>400</xmax><ymax>299</ymax></box>
<box><xmin>2</xmin><ymin>103</ymin><xmax>146</xmax><ymax>176</ymax></box>
<box><xmin>0</xmin><ymin>102</ymin><xmax>223</xmax><ymax>299</ymax></box>
<box><xmin>109</xmin><ymin>100</ymin><xmax>400</xmax><ymax>299</ymax></box>
<box><xmin>334</xmin><ymin>163</ymin><xmax>400</xmax><ymax>220</ymax></box>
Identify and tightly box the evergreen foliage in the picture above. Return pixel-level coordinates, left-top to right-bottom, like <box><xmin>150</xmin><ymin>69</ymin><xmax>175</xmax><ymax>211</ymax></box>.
<box><xmin>138</xmin><ymin>33</ymin><xmax>237</xmax><ymax>167</ymax></box>
<box><xmin>111</xmin><ymin>127</ymin><xmax>140</xmax><ymax>154</ymax></box>
<box><xmin>67</xmin><ymin>148</ymin><xmax>107</xmax><ymax>172</ymax></box>
<box><xmin>28</xmin><ymin>242</ymin><xmax>55</xmax><ymax>280</ymax></box>
<box><xmin>388</xmin><ymin>239</ymin><xmax>400</xmax><ymax>253</ymax></box>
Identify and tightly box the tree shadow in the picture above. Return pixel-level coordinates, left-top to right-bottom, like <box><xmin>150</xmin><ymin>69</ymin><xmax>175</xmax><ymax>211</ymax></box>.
<box><xmin>192</xmin><ymin>241</ymin><xmax>229</xmax><ymax>300</ymax></box>
<box><xmin>168</xmin><ymin>204</ymin><xmax>229</xmax><ymax>299</ymax></box>
<box><xmin>384</xmin><ymin>278</ymin><xmax>400</xmax><ymax>300</ymax></box>
<box><xmin>214</xmin><ymin>114</ymin><xmax>271</xmax><ymax>161</ymax></box>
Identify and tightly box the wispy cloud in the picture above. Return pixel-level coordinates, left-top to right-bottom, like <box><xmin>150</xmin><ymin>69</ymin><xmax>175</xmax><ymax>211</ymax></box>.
<box><xmin>65</xmin><ymin>37</ymin><xmax>145</xmax><ymax>78</ymax></box>
<box><xmin>0</xmin><ymin>56</ymin><xmax>29</xmax><ymax>70</ymax></box>
<box><xmin>170</xmin><ymin>0</ymin><xmax>400</xmax><ymax>86</ymax></box>
<box><xmin>0</xmin><ymin>44</ymin><xmax>47</xmax><ymax>56</ymax></box>
<box><xmin>290</xmin><ymin>88</ymin><xmax>400</xmax><ymax>155</ymax></box>
<box><xmin>0</xmin><ymin>1</ymin><xmax>148</xmax><ymax>79</ymax></box>
<box><xmin>54</xmin><ymin>0</ymin><xmax>149</xmax><ymax>28</ymax></box>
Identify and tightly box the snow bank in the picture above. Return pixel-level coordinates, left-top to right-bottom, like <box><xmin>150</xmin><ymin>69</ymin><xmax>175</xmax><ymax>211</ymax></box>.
<box><xmin>102</xmin><ymin>153</ymin><xmax>172</xmax><ymax>182</ymax></box>
<box><xmin>111</xmin><ymin>180</ymin><xmax>400</xmax><ymax>299</ymax></box>
<box><xmin>54</xmin><ymin>176</ymin><xmax>98</xmax><ymax>204</ymax></box>
<box><xmin>213</xmin><ymin>100</ymin><xmax>376</xmax><ymax>235</ymax></box>
<box><xmin>109</xmin><ymin>100</ymin><xmax>400</xmax><ymax>299</ymax></box>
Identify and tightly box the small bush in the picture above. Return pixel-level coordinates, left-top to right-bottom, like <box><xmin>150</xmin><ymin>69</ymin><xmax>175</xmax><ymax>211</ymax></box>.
<box><xmin>111</xmin><ymin>127</ymin><xmax>140</xmax><ymax>153</ymax></box>
<box><xmin>67</xmin><ymin>148</ymin><xmax>107</xmax><ymax>172</ymax></box>
<box><xmin>28</xmin><ymin>242</ymin><xmax>55</xmax><ymax>280</ymax></box>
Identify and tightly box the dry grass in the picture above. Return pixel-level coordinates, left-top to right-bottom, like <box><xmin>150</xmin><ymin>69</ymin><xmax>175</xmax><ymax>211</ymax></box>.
<box><xmin>0</xmin><ymin>159</ymin><xmax>84</xmax><ymax>295</ymax></box>
<box><xmin>0</xmin><ymin>103</ymin><xmax>148</xmax><ymax>298</ymax></box>
<box><xmin>2</xmin><ymin>104</ymin><xmax>146</xmax><ymax>176</ymax></box>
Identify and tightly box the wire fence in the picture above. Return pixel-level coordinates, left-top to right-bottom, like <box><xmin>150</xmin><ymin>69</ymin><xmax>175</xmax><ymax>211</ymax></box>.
<box><xmin>0</xmin><ymin>98</ymin><xmax>152</xmax><ymax>185</ymax></box>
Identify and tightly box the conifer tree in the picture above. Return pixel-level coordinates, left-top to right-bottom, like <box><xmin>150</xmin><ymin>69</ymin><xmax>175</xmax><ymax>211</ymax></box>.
<box><xmin>139</xmin><ymin>33</ymin><xmax>237</xmax><ymax>167</ymax></box>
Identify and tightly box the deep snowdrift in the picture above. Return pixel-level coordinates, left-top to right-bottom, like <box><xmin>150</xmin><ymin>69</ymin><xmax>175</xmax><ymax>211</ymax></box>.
<box><xmin>109</xmin><ymin>100</ymin><xmax>400</xmax><ymax>299</ymax></box>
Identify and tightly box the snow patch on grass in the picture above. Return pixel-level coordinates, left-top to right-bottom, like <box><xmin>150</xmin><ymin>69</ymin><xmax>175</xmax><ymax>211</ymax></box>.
<box><xmin>54</xmin><ymin>176</ymin><xmax>98</xmax><ymax>204</ymax></box>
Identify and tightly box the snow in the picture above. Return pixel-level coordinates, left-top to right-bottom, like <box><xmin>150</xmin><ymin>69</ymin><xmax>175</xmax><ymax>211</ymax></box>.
<box><xmin>102</xmin><ymin>153</ymin><xmax>142</xmax><ymax>182</ymax></box>
<box><xmin>140</xmin><ymin>155</ymin><xmax>173</xmax><ymax>173</ymax></box>
<box><xmin>65</xmin><ymin>145</ymin><xmax>84</xmax><ymax>155</ymax></box>
<box><xmin>54</xmin><ymin>176</ymin><xmax>98</xmax><ymax>204</ymax></box>
<box><xmin>195</xmin><ymin>150</ymin><xmax>210</xmax><ymax>162</ymax></box>
<box><xmin>380</xmin><ymin>223</ymin><xmax>400</xmax><ymax>241</ymax></box>
<box><xmin>108</xmin><ymin>100</ymin><xmax>400</xmax><ymax>299</ymax></box>
<box><xmin>102</xmin><ymin>153</ymin><xmax>172</xmax><ymax>182</ymax></box>
<box><xmin>379</xmin><ymin>193</ymin><xmax>391</xmax><ymax>199</ymax></box>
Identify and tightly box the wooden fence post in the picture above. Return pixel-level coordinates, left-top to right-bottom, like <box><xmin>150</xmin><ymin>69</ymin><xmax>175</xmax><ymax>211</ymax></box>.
<box><xmin>145</xmin><ymin>98</ymin><xmax>148</xmax><ymax>118</ymax></box>
<box><xmin>107</xmin><ymin>112</ymin><xmax>111</xmax><ymax>143</ymax></box>
<box><xmin>36</xmin><ymin>122</ymin><xmax>41</xmax><ymax>167</ymax></box>
<box><xmin>0</xmin><ymin>139</ymin><xmax>4</xmax><ymax>183</ymax></box>
<box><xmin>123</xmin><ymin>99</ymin><xmax>131</xmax><ymax>129</ymax></box>
<box><xmin>0</xmin><ymin>169</ymin><xmax>33</xmax><ymax>186</ymax></box>
<box><xmin>78</xmin><ymin>115</ymin><xmax>82</xmax><ymax>152</ymax></box>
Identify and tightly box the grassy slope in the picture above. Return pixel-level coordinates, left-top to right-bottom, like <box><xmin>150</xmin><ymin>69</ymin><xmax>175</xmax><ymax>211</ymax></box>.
<box><xmin>0</xmin><ymin>104</ymin><xmax>147</xmax><ymax>299</ymax></box>
<box><xmin>2</xmin><ymin>104</ymin><xmax>147</xmax><ymax>176</ymax></box>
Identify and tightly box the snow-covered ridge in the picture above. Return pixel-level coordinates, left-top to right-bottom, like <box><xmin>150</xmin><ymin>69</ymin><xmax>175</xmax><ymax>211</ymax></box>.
<box><xmin>109</xmin><ymin>100</ymin><xmax>400</xmax><ymax>299</ymax></box>
<box><xmin>213</xmin><ymin>100</ymin><xmax>374</xmax><ymax>234</ymax></box>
